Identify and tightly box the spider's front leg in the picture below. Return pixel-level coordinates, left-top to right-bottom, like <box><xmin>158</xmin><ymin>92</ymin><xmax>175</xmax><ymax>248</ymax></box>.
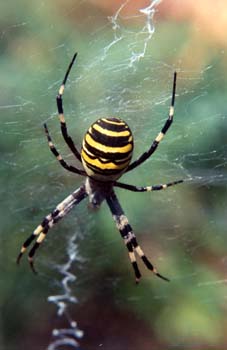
<box><xmin>56</xmin><ymin>52</ymin><xmax>82</xmax><ymax>162</ymax></box>
<box><xmin>44</xmin><ymin>123</ymin><xmax>85</xmax><ymax>175</ymax></box>
<box><xmin>106</xmin><ymin>191</ymin><xmax>169</xmax><ymax>283</ymax></box>
<box><xmin>17</xmin><ymin>185</ymin><xmax>87</xmax><ymax>273</ymax></box>
<box><xmin>126</xmin><ymin>72</ymin><xmax>177</xmax><ymax>173</ymax></box>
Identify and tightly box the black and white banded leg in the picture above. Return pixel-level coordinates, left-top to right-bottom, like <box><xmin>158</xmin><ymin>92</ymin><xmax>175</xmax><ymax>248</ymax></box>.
<box><xmin>56</xmin><ymin>52</ymin><xmax>82</xmax><ymax>162</ymax></box>
<box><xmin>17</xmin><ymin>186</ymin><xmax>87</xmax><ymax>273</ymax></box>
<box><xmin>126</xmin><ymin>72</ymin><xmax>177</xmax><ymax>173</ymax></box>
<box><xmin>106</xmin><ymin>191</ymin><xmax>169</xmax><ymax>283</ymax></box>
<box><xmin>114</xmin><ymin>178</ymin><xmax>183</xmax><ymax>192</ymax></box>
<box><xmin>44</xmin><ymin>123</ymin><xmax>85</xmax><ymax>175</ymax></box>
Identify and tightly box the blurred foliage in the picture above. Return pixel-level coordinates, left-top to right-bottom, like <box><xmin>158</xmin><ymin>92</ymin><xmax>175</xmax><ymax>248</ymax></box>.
<box><xmin>1</xmin><ymin>1</ymin><xmax>227</xmax><ymax>350</ymax></box>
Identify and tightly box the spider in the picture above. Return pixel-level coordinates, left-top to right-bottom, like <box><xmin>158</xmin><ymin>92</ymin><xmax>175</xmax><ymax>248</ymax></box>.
<box><xmin>17</xmin><ymin>53</ymin><xmax>183</xmax><ymax>283</ymax></box>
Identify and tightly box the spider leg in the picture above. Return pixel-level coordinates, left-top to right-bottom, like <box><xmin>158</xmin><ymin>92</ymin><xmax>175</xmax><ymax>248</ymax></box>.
<box><xmin>126</xmin><ymin>72</ymin><xmax>177</xmax><ymax>173</ymax></box>
<box><xmin>114</xmin><ymin>179</ymin><xmax>183</xmax><ymax>192</ymax></box>
<box><xmin>44</xmin><ymin>123</ymin><xmax>86</xmax><ymax>175</ymax></box>
<box><xmin>17</xmin><ymin>185</ymin><xmax>87</xmax><ymax>273</ymax></box>
<box><xmin>28</xmin><ymin>203</ymin><xmax>73</xmax><ymax>273</ymax></box>
<box><xmin>106</xmin><ymin>191</ymin><xmax>169</xmax><ymax>283</ymax></box>
<box><xmin>56</xmin><ymin>53</ymin><xmax>82</xmax><ymax>162</ymax></box>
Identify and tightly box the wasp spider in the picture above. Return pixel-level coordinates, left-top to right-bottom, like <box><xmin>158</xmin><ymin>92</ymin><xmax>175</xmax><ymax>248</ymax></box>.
<box><xmin>17</xmin><ymin>53</ymin><xmax>183</xmax><ymax>283</ymax></box>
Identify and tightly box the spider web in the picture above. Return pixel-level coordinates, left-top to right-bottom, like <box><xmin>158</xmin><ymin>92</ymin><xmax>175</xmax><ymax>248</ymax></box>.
<box><xmin>2</xmin><ymin>0</ymin><xmax>227</xmax><ymax>349</ymax></box>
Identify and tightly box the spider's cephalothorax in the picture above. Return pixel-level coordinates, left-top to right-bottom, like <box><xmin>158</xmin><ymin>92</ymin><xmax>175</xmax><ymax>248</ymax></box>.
<box><xmin>85</xmin><ymin>177</ymin><xmax>113</xmax><ymax>208</ymax></box>
<box><xmin>81</xmin><ymin>117</ymin><xmax>133</xmax><ymax>181</ymax></box>
<box><xmin>17</xmin><ymin>53</ymin><xmax>183</xmax><ymax>284</ymax></box>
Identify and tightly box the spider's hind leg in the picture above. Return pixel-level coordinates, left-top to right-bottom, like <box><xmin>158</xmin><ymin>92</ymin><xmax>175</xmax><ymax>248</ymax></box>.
<box><xmin>106</xmin><ymin>191</ymin><xmax>169</xmax><ymax>283</ymax></box>
<box><xmin>16</xmin><ymin>217</ymin><xmax>51</xmax><ymax>266</ymax></box>
<box><xmin>114</xmin><ymin>179</ymin><xmax>183</xmax><ymax>192</ymax></box>
<box><xmin>130</xmin><ymin>236</ymin><xmax>170</xmax><ymax>282</ymax></box>
<box><xmin>17</xmin><ymin>185</ymin><xmax>87</xmax><ymax>273</ymax></box>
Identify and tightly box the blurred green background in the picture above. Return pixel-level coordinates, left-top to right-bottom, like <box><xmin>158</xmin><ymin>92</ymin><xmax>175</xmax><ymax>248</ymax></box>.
<box><xmin>1</xmin><ymin>1</ymin><xmax>227</xmax><ymax>349</ymax></box>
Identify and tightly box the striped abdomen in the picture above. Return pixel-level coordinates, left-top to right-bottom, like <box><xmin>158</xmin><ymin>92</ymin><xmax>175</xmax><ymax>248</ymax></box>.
<box><xmin>81</xmin><ymin>117</ymin><xmax>133</xmax><ymax>181</ymax></box>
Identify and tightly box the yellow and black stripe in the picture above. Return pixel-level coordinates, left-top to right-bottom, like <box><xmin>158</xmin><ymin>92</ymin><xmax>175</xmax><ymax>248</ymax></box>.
<box><xmin>81</xmin><ymin>117</ymin><xmax>134</xmax><ymax>181</ymax></box>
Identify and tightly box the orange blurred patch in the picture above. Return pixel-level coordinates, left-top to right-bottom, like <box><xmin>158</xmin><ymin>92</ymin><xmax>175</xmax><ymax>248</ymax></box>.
<box><xmin>88</xmin><ymin>0</ymin><xmax>154</xmax><ymax>16</ymax></box>
<box><xmin>158</xmin><ymin>0</ymin><xmax>227</xmax><ymax>46</ymax></box>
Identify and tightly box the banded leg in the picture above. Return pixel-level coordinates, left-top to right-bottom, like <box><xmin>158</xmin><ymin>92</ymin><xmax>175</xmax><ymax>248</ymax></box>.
<box><xmin>114</xmin><ymin>179</ymin><xmax>183</xmax><ymax>192</ymax></box>
<box><xmin>106</xmin><ymin>191</ymin><xmax>169</xmax><ymax>283</ymax></box>
<box><xmin>126</xmin><ymin>72</ymin><xmax>177</xmax><ymax>173</ymax></box>
<box><xmin>17</xmin><ymin>186</ymin><xmax>87</xmax><ymax>273</ymax></box>
<box><xmin>56</xmin><ymin>53</ymin><xmax>81</xmax><ymax>162</ymax></box>
<box><xmin>44</xmin><ymin>123</ymin><xmax>86</xmax><ymax>175</ymax></box>
<box><xmin>28</xmin><ymin>203</ymin><xmax>75</xmax><ymax>273</ymax></box>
